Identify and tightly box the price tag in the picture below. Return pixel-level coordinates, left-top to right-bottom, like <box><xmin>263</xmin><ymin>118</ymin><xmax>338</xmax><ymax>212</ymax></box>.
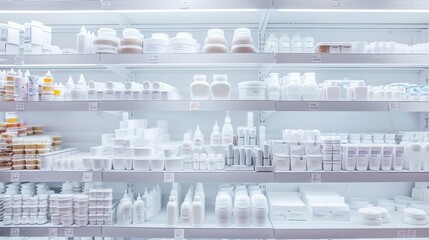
<box><xmin>407</xmin><ymin>229</ymin><xmax>417</xmax><ymax>238</ymax></box>
<box><xmin>397</xmin><ymin>230</ymin><xmax>407</xmax><ymax>238</ymax></box>
<box><xmin>179</xmin><ymin>0</ymin><xmax>190</xmax><ymax>9</ymax></box>
<box><xmin>332</xmin><ymin>0</ymin><xmax>342</xmax><ymax>8</ymax></box>
<box><xmin>88</xmin><ymin>102</ymin><xmax>99</xmax><ymax>111</ymax></box>
<box><xmin>124</xmin><ymin>90</ymin><xmax>133</xmax><ymax>100</ymax></box>
<box><xmin>15</xmin><ymin>55</ymin><xmax>24</xmax><ymax>65</ymax></box>
<box><xmin>389</xmin><ymin>102</ymin><xmax>399</xmax><ymax>111</ymax></box>
<box><xmin>48</xmin><ymin>228</ymin><xmax>58</xmax><ymax>237</ymax></box>
<box><xmin>308</xmin><ymin>102</ymin><xmax>320</xmax><ymax>111</ymax></box>
<box><xmin>174</xmin><ymin>229</ymin><xmax>185</xmax><ymax>240</ymax></box>
<box><xmin>10</xmin><ymin>172</ymin><xmax>20</xmax><ymax>182</ymax></box>
<box><xmin>311</xmin><ymin>173</ymin><xmax>321</xmax><ymax>183</ymax></box>
<box><xmin>10</xmin><ymin>228</ymin><xmax>19</xmax><ymax>237</ymax></box>
<box><xmin>311</xmin><ymin>54</ymin><xmax>321</xmax><ymax>63</ymax></box>
<box><xmin>189</xmin><ymin>101</ymin><xmax>200</xmax><ymax>111</ymax></box>
<box><xmin>82</xmin><ymin>172</ymin><xmax>93</xmax><ymax>182</ymax></box>
<box><xmin>65</xmin><ymin>228</ymin><xmax>74</xmax><ymax>237</ymax></box>
<box><xmin>100</xmin><ymin>1</ymin><xmax>111</xmax><ymax>9</ymax></box>
<box><xmin>164</xmin><ymin>172</ymin><xmax>175</xmax><ymax>183</ymax></box>
<box><xmin>149</xmin><ymin>55</ymin><xmax>159</xmax><ymax>63</ymax></box>
<box><xmin>16</xmin><ymin>102</ymin><xmax>25</xmax><ymax>111</ymax></box>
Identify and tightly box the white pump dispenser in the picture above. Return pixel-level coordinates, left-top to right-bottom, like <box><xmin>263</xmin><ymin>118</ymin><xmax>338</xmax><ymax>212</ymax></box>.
<box><xmin>222</xmin><ymin>111</ymin><xmax>234</xmax><ymax>146</ymax></box>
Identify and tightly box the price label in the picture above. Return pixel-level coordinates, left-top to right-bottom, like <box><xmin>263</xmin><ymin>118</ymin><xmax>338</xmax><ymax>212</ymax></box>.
<box><xmin>311</xmin><ymin>173</ymin><xmax>321</xmax><ymax>183</ymax></box>
<box><xmin>397</xmin><ymin>230</ymin><xmax>407</xmax><ymax>238</ymax></box>
<box><xmin>149</xmin><ymin>55</ymin><xmax>159</xmax><ymax>63</ymax></box>
<box><xmin>332</xmin><ymin>0</ymin><xmax>342</xmax><ymax>8</ymax></box>
<box><xmin>10</xmin><ymin>228</ymin><xmax>19</xmax><ymax>237</ymax></box>
<box><xmin>48</xmin><ymin>228</ymin><xmax>58</xmax><ymax>237</ymax></box>
<box><xmin>124</xmin><ymin>90</ymin><xmax>133</xmax><ymax>100</ymax></box>
<box><xmin>15</xmin><ymin>55</ymin><xmax>24</xmax><ymax>65</ymax></box>
<box><xmin>311</xmin><ymin>54</ymin><xmax>321</xmax><ymax>63</ymax></box>
<box><xmin>16</xmin><ymin>102</ymin><xmax>25</xmax><ymax>111</ymax></box>
<box><xmin>100</xmin><ymin>1</ymin><xmax>111</xmax><ymax>9</ymax></box>
<box><xmin>189</xmin><ymin>101</ymin><xmax>200</xmax><ymax>111</ymax></box>
<box><xmin>164</xmin><ymin>172</ymin><xmax>175</xmax><ymax>183</ymax></box>
<box><xmin>179</xmin><ymin>0</ymin><xmax>190</xmax><ymax>9</ymax></box>
<box><xmin>82</xmin><ymin>172</ymin><xmax>93</xmax><ymax>182</ymax></box>
<box><xmin>65</xmin><ymin>228</ymin><xmax>74</xmax><ymax>237</ymax></box>
<box><xmin>88</xmin><ymin>102</ymin><xmax>99</xmax><ymax>111</ymax></box>
<box><xmin>407</xmin><ymin>229</ymin><xmax>417</xmax><ymax>238</ymax></box>
<box><xmin>174</xmin><ymin>229</ymin><xmax>185</xmax><ymax>240</ymax></box>
<box><xmin>308</xmin><ymin>102</ymin><xmax>320</xmax><ymax>111</ymax></box>
<box><xmin>389</xmin><ymin>102</ymin><xmax>399</xmax><ymax>111</ymax></box>
<box><xmin>10</xmin><ymin>172</ymin><xmax>20</xmax><ymax>182</ymax></box>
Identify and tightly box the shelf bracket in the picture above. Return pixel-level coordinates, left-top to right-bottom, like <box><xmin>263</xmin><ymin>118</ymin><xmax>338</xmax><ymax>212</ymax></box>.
<box><xmin>257</xmin><ymin>9</ymin><xmax>271</xmax><ymax>53</ymax></box>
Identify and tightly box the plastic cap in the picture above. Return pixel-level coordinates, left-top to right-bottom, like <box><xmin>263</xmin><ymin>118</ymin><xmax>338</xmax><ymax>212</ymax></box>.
<box><xmin>80</xmin><ymin>26</ymin><xmax>86</xmax><ymax>33</ymax></box>
<box><xmin>213</xmin><ymin>75</ymin><xmax>227</xmax><ymax>82</ymax></box>
<box><xmin>193</xmin><ymin>75</ymin><xmax>207</xmax><ymax>82</ymax></box>
<box><xmin>225</xmin><ymin>111</ymin><xmax>231</xmax><ymax>123</ymax></box>
<box><xmin>176</xmin><ymin>32</ymin><xmax>193</xmax><ymax>39</ymax></box>
<box><xmin>183</xmin><ymin>132</ymin><xmax>191</xmax><ymax>141</ymax></box>
<box><xmin>169</xmin><ymin>195</ymin><xmax>175</xmax><ymax>201</ymax></box>
<box><xmin>46</xmin><ymin>71</ymin><xmax>52</xmax><ymax>78</ymax></box>
<box><xmin>212</xmin><ymin>121</ymin><xmax>219</xmax><ymax>131</ymax></box>
<box><xmin>207</xmin><ymin>29</ymin><xmax>224</xmax><ymax>37</ymax></box>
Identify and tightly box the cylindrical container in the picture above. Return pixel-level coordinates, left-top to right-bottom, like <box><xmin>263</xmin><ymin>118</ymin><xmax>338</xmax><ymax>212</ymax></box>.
<box><xmin>215</xmin><ymin>192</ymin><xmax>232</xmax><ymax>227</ymax></box>
<box><xmin>251</xmin><ymin>194</ymin><xmax>268</xmax><ymax>226</ymax></box>
<box><xmin>234</xmin><ymin>194</ymin><xmax>251</xmax><ymax>226</ymax></box>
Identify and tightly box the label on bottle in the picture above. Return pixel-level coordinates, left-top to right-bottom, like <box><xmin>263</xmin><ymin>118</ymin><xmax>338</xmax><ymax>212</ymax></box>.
<box><xmin>124</xmin><ymin>90</ymin><xmax>133</xmax><ymax>100</ymax></box>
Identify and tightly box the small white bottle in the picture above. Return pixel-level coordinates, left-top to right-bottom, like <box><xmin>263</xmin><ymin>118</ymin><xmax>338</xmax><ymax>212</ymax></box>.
<box><xmin>190</xmin><ymin>75</ymin><xmax>210</xmax><ymax>100</ymax></box>
<box><xmin>180</xmin><ymin>196</ymin><xmax>192</xmax><ymax>225</ymax></box>
<box><xmin>279</xmin><ymin>34</ymin><xmax>291</xmax><ymax>53</ymax></box>
<box><xmin>65</xmin><ymin>77</ymin><xmax>74</xmax><ymax>101</ymax></box>
<box><xmin>407</xmin><ymin>139</ymin><xmax>422</xmax><ymax>171</ymax></box>
<box><xmin>76</xmin><ymin>26</ymin><xmax>88</xmax><ymax>54</ymax></box>
<box><xmin>421</xmin><ymin>141</ymin><xmax>429</xmax><ymax>171</ymax></box>
<box><xmin>302</xmin><ymin>36</ymin><xmax>315</xmax><ymax>53</ymax></box>
<box><xmin>133</xmin><ymin>194</ymin><xmax>145</xmax><ymax>224</ymax></box>
<box><xmin>267</xmin><ymin>73</ymin><xmax>280</xmax><ymax>100</ymax></box>
<box><xmin>284</xmin><ymin>72</ymin><xmax>303</xmax><ymax>100</ymax></box>
<box><xmin>221</xmin><ymin>111</ymin><xmax>234</xmax><ymax>146</ymax></box>
<box><xmin>210</xmin><ymin>75</ymin><xmax>230</xmax><ymax>100</ymax></box>
<box><xmin>265</xmin><ymin>33</ymin><xmax>278</xmax><ymax>53</ymax></box>
<box><xmin>200</xmin><ymin>153</ymin><xmax>207</xmax><ymax>170</ymax></box>
<box><xmin>192</xmin><ymin>193</ymin><xmax>204</xmax><ymax>227</ymax></box>
<box><xmin>210</xmin><ymin>121</ymin><xmax>222</xmax><ymax>146</ymax></box>
<box><xmin>117</xmin><ymin>190</ymin><xmax>133</xmax><ymax>225</ymax></box>
<box><xmin>166</xmin><ymin>195</ymin><xmax>178</xmax><ymax>226</ymax></box>
<box><xmin>181</xmin><ymin>133</ymin><xmax>193</xmax><ymax>157</ymax></box>
<box><xmin>291</xmin><ymin>34</ymin><xmax>303</xmax><ymax>53</ymax></box>
<box><xmin>193</xmin><ymin>125</ymin><xmax>204</xmax><ymax>150</ymax></box>
<box><xmin>301</xmin><ymin>72</ymin><xmax>319</xmax><ymax>100</ymax></box>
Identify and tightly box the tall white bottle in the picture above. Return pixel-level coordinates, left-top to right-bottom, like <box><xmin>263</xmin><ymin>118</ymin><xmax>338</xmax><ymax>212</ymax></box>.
<box><xmin>291</xmin><ymin>34</ymin><xmax>303</xmax><ymax>53</ymax></box>
<box><xmin>267</xmin><ymin>73</ymin><xmax>280</xmax><ymax>100</ymax></box>
<box><xmin>117</xmin><ymin>190</ymin><xmax>133</xmax><ymax>225</ymax></box>
<box><xmin>406</xmin><ymin>139</ymin><xmax>422</xmax><ymax>170</ymax></box>
<box><xmin>76</xmin><ymin>26</ymin><xmax>88</xmax><ymax>54</ymax></box>
<box><xmin>210</xmin><ymin>121</ymin><xmax>221</xmax><ymax>146</ymax></box>
<box><xmin>181</xmin><ymin>133</ymin><xmax>193</xmax><ymax>157</ymax></box>
<box><xmin>302</xmin><ymin>36</ymin><xmax>315</xmax><ymax>53</ymax></box>
<box><xmin>166</xmin><ymin>195</ymin><xmax>178</xmax><ymax>226</ymax></box>
<box><xmin>192</xmin><ymin>193</ymin><xmax>204</xmax><ymax>227</ymax></box>
<box><xmin>265</xmin><ymin>33</ymin><xmax>278</xmax><ymax>53</ymax></box>
<box><xmin>279</xmin><ymin>34</ymin><xmax>291</xmax><ymax>53</ymax></box>
<box><xmin>221</xmin><ymin>111</ymin><xmax>234</xmax><ymax>146</ymax></box>
<box><xmin>193</xmin><ymin>125</ymin><xmax>204</xmax><ymax>150</ymax></box>
<box><xmin>180</xmin><ymin>196</ymin><xmax>193</xmax><ymax>225</ymax></box>
<box><xmin>133</xmin><ymin>194</ymin><xmax>145</xmax><ymax>224</ymax></box>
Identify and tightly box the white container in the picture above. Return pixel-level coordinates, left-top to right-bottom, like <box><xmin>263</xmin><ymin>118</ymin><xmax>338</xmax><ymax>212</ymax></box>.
<box><xmin>357</xmin><ymin>146</ymin><xmax>370</xmax><ymax>171</ymax></box>
<box><xmin>274</xmin><ymin>154</ymin><xmax>290</xmax><ymax>171</ymax></box>
<box><xmin>291</xmin><ymin>155</ymin><xmax>306</xmax><ymax>171</ymax></box>
<box><xmin>267</xmin><ymin>73</ymin><xmax>281</xmax><ymax>100</ymax></box>
<box><xmin>165</xmin><ymin>157</ymin><xmax>184</xmax><ymax>171</ymax></box>
<box><xmin>231</xmin><ymin>44</ymin><xmax>258</xmax><ymax>53</ymax></box>
<box><xmin>133</xmin><ymin>147</ymin><xmax>153</xmax><ymax>158</ymax></box>
<box><xmin>251</xmin><ymin>194</ymin><xmax>268</xmax><ymax>226</ymax></box>
<box><xmin>204</xmin><ymin>29</ymin><xmax>227</xmax><ymax>45</ymax></box>
<box><xmin>291</xmin><ymin>34</ymin><xmax>303</xmax><ymax>53</ymax></box>
<box><xmin>180</xmin><ymin>197</ymin><xmax>192</xmax><ymax>225</ymax></box>
<box><xmin>133</xmin><ymin>194</ymin><xmax>145</xmax><ymax>224</ymax></box>
<box><xmin>151</xmin><ymin>159</ymin><xmax>164</xmax><ymax>171</ymax></box>
<box><xmin>234</xmin><ymin>194</ymin><xmax>251</xmax><ymax>227</ymax></box>
<box><xmin>279</xmin><ymin>34</ymin><xmax>291</xmax><ymax>53</ymax></box>
<box><xmin>203</xmin><ymin>44</ymin><xmax>228</xmax><ymax>53</ymax></box>
<box><xmin>369</xmin><ymin>146</ymin><xmax>382</xmax><ymax>171</ymax></box>
<box><xmin>116</xmin><ymin>191</ymin><xmax>133</xmax><ymax>225</ymax></box>
<box><xmin>169</xmin><ymin>32</ymin><xmax>198</xmax><ymax>53</ymax></box>
<box><xmin>303</xmin><ymin>36</ymin><xmax>315</xmax><ymax>53</ymax></box>
<box><xmin>167</xmin><ymin>195</ymin><xmax>178</xmax><ymax>226</ymax></box>
<box><xmin>192</xmin><ymin>194</ymin><xmax>204</xmax><ymax>227</ymax></box>
<box><xmin>232</xmin><ymin>28</ymin><xmax>253</xmax><ymax>45</ymax></box>
<box><xmin>191</xmin><ymin>75</ymin><xmax>210</xmax><ymax>100</ymax></box>
<box><xmin>381</xmin><ymin>145</ymin><xmax>394</xmax><ymax>170</ymax></box>
<box><xmin>133</xmin><ymin>158</ymin><xmax>151</xmax><ymax>171</ymax></box>
<box><xmin>143</xmin><ymin>33</ymin><xmax>169</xmax><ymax>53</ymax></box>
<box><xmin>210</xmin><ymin>75</ymin><xmax>230</xmax><ymax>100</ymax></box>
<box><xmin>238</xmin><ymin>81</ymin><xmax>266</xmax><ymax>100</ymax></box>
<box><xmin>113</xmin><ymin>158</ymin><xmax>126</xmax><ymax>170</ymax></box>
<box><xmin>265</xmin><ymin>33</ymin><xmax>278</xmax><ymax>53</ymax></box>
<box><xmin>394</xmin><ymin>146</ymin><xmax>405</xmax><ymax>170</ymax></box>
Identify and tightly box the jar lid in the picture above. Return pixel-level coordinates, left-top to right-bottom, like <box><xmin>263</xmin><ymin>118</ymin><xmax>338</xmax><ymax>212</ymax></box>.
<box><xmin>152</xmin><ymin>33</ymin><xmax>169</xmax><ymax>40</ymax></box>
<box><xmin>207</xmin><ymin>29</ymin><xmax>224</xmax><ymax>37</ymax></box>
<box><xmin>213</xmin><ymin>75</ymin><xmax>227</xmax><ymax>82</ymax></box>
<box><xmin>193</xmin><ymin>75</ymin><xmax>207</xmax><ymax>82</ymax></box>
<box><xmin>122</xmin><ymin>28</ymin><xmax>143</xmax><ymax>39</ymax></box>
<box><xmin>97</xmin><ymin>28</ymin><xmax>117</xmax><ymax>37</ymax></box>
<box><xmin>144</xmin><ymin>38</ymin><xmax>168</xmax><ymax>46</ymax></box>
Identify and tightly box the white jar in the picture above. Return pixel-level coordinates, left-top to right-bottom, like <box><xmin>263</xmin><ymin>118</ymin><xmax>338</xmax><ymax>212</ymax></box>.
<box><xmin>210</xmin><ymin>75</ymin><xmax>230</xmax><ymax>100</ymax></box>
<box><xmin>203</xmin><ymin>29</ymin><xmax>228</xmax><ymax>53</ymax></box>
<box><xmin>93</xmin><ymin>28</ymin><xmax>120</xmax><ymax>54</ymax></box>
<box><xmin>251</xmin><ymin>194</ymin><xmax>268</xmax><ymax>226</ymax></box>
<box><xmin>233</xmin><ymin>193</ymin><xmax>251</xmax><ymax>226</ymax></box>
<box><xmin>190</xmin><ymin>75</ymin><xmax>210</xmax><ymax>100</ymax></box>
<box><xmin>119</xmin><ymin>28</ymin><xmax>143</xmax><ymax>54</ymax></box>
<box><xmin>279</xmin><ymin>34</ymin><xmax>291</xmax><ymax>53</ymax></box>
<box><xmin>144</xmin><ymin>33</ymin><xmax>169</xmax><ymax>54</ymax></box>
<box><xmin>169</xmin><ymin>32</ymin><xmax>198</xmax><ymax>53</ymax></box>
<box><xmin>238</xmin><ymin>81</ymin><xmax>266</xmax><ymax>100</ymax></box>
<box><xmin>291</xmin><ymin>34</ymin><xmax>303</xmax><ymax>53</ymax></box>
<box><xmin>215</xmin><ymin>192</ymin><xmax>232</xmax><ymax>227</ymax></box>
<box><xmin>302</xmin><ymin>36</ymin><xmax>315</xmax><ymax>53</ymax></box>
<box><xmin>232</xmin><ymin>28</ymin><xmax>253</xmax><ymax>45</ymax></box>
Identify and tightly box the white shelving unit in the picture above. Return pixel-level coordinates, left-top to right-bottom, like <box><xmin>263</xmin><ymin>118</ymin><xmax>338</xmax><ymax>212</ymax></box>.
<box><xmin>0</xmin><ymin>226</ymin><xmax>102</xmax><ymax>237</ymax></box>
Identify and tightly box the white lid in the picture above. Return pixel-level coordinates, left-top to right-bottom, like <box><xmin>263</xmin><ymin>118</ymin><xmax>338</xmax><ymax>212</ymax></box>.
<box><xmin>239</xmin><ymin>81</ymin><xmax>266</xmax><ymax>88</ymax></box>
<box><xmin>208</xmin><ymin>29</ymin><xmax>224</xmax><ymax>37</ymax></box>
<box><xmin>169</xmin><ymin>33</ymin><xmax>197</xmax><ymax>45</ymax></box>
<box><xmin>251</xmin><ymin>194</ymin><xmax>268</xmax><ymax>208</ymax></box>
<box><xmin>144</xmin><ymin>37</ymin><xmax>168</xmax><ymax>46</ymax></box>
<box><xmin>97</xmin><ymin>28</ymin><xmax>117</xmax><ymax>37</ymax></box>
<box><xmin>234</xmin><ymin>28</ymin><xmax>251</xmax><ymax>37</ymax></box>
<box><xmin>122</xmin><ymin>28</ymin><xmax>142</xmax><ymax>39</ymax></box>
<box><xmin>215</xmin><ymin>192</ymin><xmax>232</xmax><ymax>208</ymax></box>
<box><xmin>152</xmin><ymin>33</ymin><xmax>169</xmax><ymax>40</ymax></box>
<box><xmin>213</xmin><ymin>75</ymin><xmax>227</xmax><ymax>82</ymax></box>
<box><xmin>193</xmin><ymin>75</ymin><xmax>207</xmax><ymax>82</ymax></box>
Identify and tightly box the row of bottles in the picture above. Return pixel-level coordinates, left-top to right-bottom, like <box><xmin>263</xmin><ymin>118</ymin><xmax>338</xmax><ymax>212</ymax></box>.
<box><xmin>167</xmin><ymin>183</ymin><xmax>205</xmax><ymax>226</ymax></box>
<box><xmin>265</xmin><ymin>33</ymin><xmax>315</xmax><ymax>53</ymax></box>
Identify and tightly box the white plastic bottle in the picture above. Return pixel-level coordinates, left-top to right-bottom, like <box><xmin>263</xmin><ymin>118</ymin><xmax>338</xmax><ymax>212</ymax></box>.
<box><xmin>166</xmin><ymin>195</ymin><xmax>178</xmax><ymax>226</ymax></box>
<box><xmin>407</xmin><ymin>139</ymin><xmax>422</xmax><ymax>171</ymax></box>
<box><xmin>14</xmin><ymin>70</ymin><xmax>23</xmax><ymax>101</ymax></box>
<box><xmin>193</xmin><ymin>125</ymin><xmax>204</xmax><ymax>150</ymax></box>
<box><xmin>421</xmin><ymin>141</ymin><xmax>429</xmax><ymax>171</ymax></box>
<box><xmin>65</xmin><ymin>76</ymin><xmax>74</xmax><ymax>101</ymax></box>
<box><xmin>267</xmin><ymin>73</ymin><xmax>280</xmax><ymax>100</ymax></box>
<box><xmin>133</xmin><ymin>194</ymin><xmax>145</xmax><ymax>224</ymax></box>
<box><xmin>301</xmin><ymin>72</ymin><xmax>320</xmax><ymax>100</ymax></box>
<box><xmin>221</xmin><ymin>111</ymin><xmax>234</xmax><ymax>146</ymax></box>
<box><xmin>284</xmin><ymin>72</ymin><xmax>303</xmax><ymax>100</ymax></box>
<box><xmin>76</xmin><ymin>26</ymin><xmax>88</xmax><ymax>54</ymax></box>
<box><xmin>71</xmin><ymin>74</ymin><xmax>89</xmax><ymax>100</ymax></box>
<box><xmin>265</xmin><ymin>33</ymin><xmax>278</xmax><ymax>53</ymax></box>
<box><xmin>302</xmin><ymin>36</ymin><xmax>315</xmax><ymax>53</ymax></box>
<box><xmin>142</xmin><ymin>188</ymin><xmax>149</xmax><ymax>222</ymax></box>
<box><xmin>190</xmin><ymin>75</ymin><xmax>210</xmax><ymax>100</ymax></box>
<box><xmin>192</xmin><ymin>193</ymin><xmax>204</xmax><ymax>227</ymax></box>
<box><xmin>279</xmin><ymin>34</ymin><xmax>291</xmax><ymax>53</ymax></box>
<box><xmin>215</xmin><ymin>192</ymin><xmax>232</xmax><ymax>227</ymax></box>
<box><xmin>210</xmin><ymin>75</ymin><xmax>230</xmax><ymax>100</ymax></box>
<box><xmin>210</xmin><ymin>121</ymin><xmax>222</xmax><ymax>146</ymax></box>
<box><xmin>117</xmin><ymin>190</ymin><xmax>133</xmax><ymax>225</ymax></box>
<box><xmin>181</xmin><ymin>132</ymin><xmax>193</xmax><ymax>157</ymax></box>
<box><xmin>291</xmin><ymin>34</ymin><xmax>303</xmax><ymax>53</ymax></box>
<box><xmin>180</xmin><ymin>196</ymin><xmax>192</xmax><ymax>225</ymax></box>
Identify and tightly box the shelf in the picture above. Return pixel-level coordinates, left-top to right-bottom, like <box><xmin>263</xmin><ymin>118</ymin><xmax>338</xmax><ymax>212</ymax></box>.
<box><xmin>0</xmin><ymin>225</ymin><xmax>102</xmax><ymax>237</ymax></box>
<box><xmin>274</xmin><ymin>171</ymin><xmax>429</xmax><ymax>182</ymax></box>
<box><xmin>273</xmin><ymin>211</ymin><xmax>429</xmax><ymax>239</ymax></box>
<box><xmin>103</xmin><ymin>171</ymin><xmax>274</xmax><ymax>183</ymax></box>
<box><xmin>0</xmin><ymin>54</ymin><xmax>100</xmax><ymax>68</ymax></box>
<box><xmin>275</xmin><ymin>53</ymin><xmax>429</xmax><ymax>68</ymax></box>
<box><xmin>0</xmin><ymin>171</ymin><xmax>102</xmax><ymax>182</ymax></box>
<box><xmin>275</xmin><ymin>101</ymin><xmax>429</xmax><ymax>112</ymax></box>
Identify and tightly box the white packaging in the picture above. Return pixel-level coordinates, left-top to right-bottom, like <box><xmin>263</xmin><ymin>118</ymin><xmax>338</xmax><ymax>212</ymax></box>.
<box><xmin>274</xmin><ymin>154</ymin><xmax>290</xmax><ymax>171</ymax></box>
<box><xmin>304</xmin><ymin>142</ymin><xmax>321</xmax><ymax>155</ymax></box>
<box><xmin>289</xmin><ymin>142</ymin><xmax>305</xmax><ymax>156</ymax></box>
<box><xmin>268</xmin><ymin>192</ymin><xmax>310</xmax><ymax>221</ymax></box>
<box><xmin>381</xmin><ymin>145</ymin><xmax>394</xmax><ymax>170</ymax></box>
<box><xmin>342</xmin><ymin>145</ymin><xmax>357</xmax><ymax>170</ymax></box>
<box><xmin>291</xmin><ymin>155</ymin><xmax>306</xmax><ymax>171</ymax></box>
<box><xmin>306</xmin><ymin>155</ymin><xmax>322</xmax><ymax>171</ymax></box>
<box><xmin>369</xmin><ymin>146</ymin><xmax>382</xmax><ymax>171</ymax></box>
<box><xmin>272</xmin><ymin>140</ymin><xmax>289</xmax><ymax>155</ymax></box>
<box><xmin>394</xmin><ymin>146</ymin><xmax>405</xmax><ymax>170</ymax></box>
<box><xmin>356</xmin><ymin>146</ymin><xmax>370</xmax><ymax>171</ymax></box>
<box><xmin>42</xmin><ymin>25</ymin><xmax>52</xmax><ymax>51</ymax></box>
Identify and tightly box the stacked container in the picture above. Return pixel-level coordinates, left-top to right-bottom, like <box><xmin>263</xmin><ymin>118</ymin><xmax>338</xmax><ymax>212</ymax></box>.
<box><xmin>119</xmin><ymin>28</ymin><xmax>143</xmax><ymax>54</ymax></box>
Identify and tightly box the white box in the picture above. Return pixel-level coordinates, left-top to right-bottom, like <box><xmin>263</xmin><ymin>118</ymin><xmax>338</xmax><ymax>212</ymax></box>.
<box><xmin>7</xmin><ymin>21</ymin><xmax>20</xmax><ymax>45</ymax></box>
<box><xmin>6</xmin><ymin>44</ymin><xmax>19</xmax><ymax>55</ymax></box>
<box><xmin>272</xmin><ymin>140</ymin><xmax>290</xmax><ymax>155</ymax></box>
<box><xmin>42</xmin><ymin>25</ymin><xmax>51</xmax><ymax>51</ymax></box>
<box><xmin>268</xmin><ymin>192</ymin><xmax>310</xmax><ymax>221</ymax></box>
<box><xmin>24</xmin><ymin>21</ymin><xmax>44</xmax><ymax>46</ymax></box>
<box><xmin>309</xmin><ymin>202</ymin><xmax>350</xmax><ymax>221</ymax></box>
<box><xmin>112</xmin><ymin>147</ymin><xmax>133</xmax><ymax>158</ymax></box>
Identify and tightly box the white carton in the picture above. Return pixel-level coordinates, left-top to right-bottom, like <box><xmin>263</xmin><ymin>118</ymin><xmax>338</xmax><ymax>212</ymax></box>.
<box><xmin>268</xmin><ymin>192</ymin><xmax>310</xmax><ymax>221</ymax></box>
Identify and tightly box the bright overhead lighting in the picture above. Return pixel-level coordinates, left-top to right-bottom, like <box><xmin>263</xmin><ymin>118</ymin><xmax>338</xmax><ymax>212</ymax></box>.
<box><xmin>0</xmin><ymin>9</ymin><xmax>258</xmax><ymax>14</ymax></box>
<box><xmin>277</xmin><ymin>9</ymin><xmax>429</xmax><ymax>13</ymax></box>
